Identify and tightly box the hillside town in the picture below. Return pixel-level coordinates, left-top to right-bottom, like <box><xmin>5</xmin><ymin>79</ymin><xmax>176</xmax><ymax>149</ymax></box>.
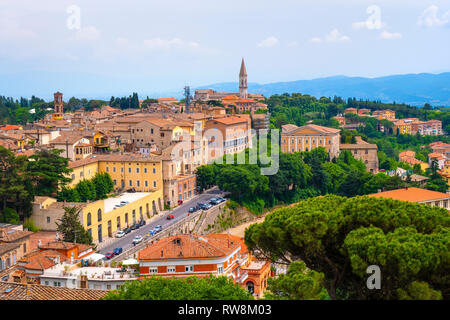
<box><xmin>0</xmin><ymin>59</ymin><xmax>449</xmax><ymax>301</ymax></box>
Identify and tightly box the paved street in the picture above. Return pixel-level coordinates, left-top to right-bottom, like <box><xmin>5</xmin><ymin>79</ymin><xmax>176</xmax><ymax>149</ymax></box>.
<box><xmin>98</xmin><ymin>188</ymin><xmax>224</xmax><ymax>256</ymax></box>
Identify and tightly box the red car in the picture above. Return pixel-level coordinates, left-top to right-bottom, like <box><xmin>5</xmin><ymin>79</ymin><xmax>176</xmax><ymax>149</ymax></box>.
<box><xmin>166</xmin><ymin>214</ymin><xmax>174</xmax><ymax>220</ymax></box>
<box><xmin>105</xmin><ymin>251</ymin><xmax>115</xmax><ymax>259</ymax></box>
<box><xmin>178</xmin><ymin>200</ymin><xmax>183</xmax><ymax>205</ymax></box>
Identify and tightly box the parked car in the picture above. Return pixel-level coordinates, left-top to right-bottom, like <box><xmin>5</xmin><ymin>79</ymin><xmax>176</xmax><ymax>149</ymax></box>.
<box><xmin>204</xmin><ymin>203</ymin><xmax>212</xmax><ymax>210</ymax></box>
<box><xmin>166</xmin><ymin>214</ymin><xmax>174</xmax><ymax>220</ymax></box>
<box><xmin>124</xmin><ymin>227</ymin><xmax>131</xmax><ymax>234</ymax></box>
<box><xmin>188</xmin><ymin>207</ymin><xmax>196</xmax><ymax>213</ymax></box>
<box><xmin>105</xmin><ymin>251</ymin><xmax>115</xmax><ymax>259</ymax></box>
<box><xmin>197</xmin><ymin>202</ymin><xmax>207</xmax><ymax>210</ymax></box>
<box><xmin>115</xmin><ymin>230</ymin><xmax>126</xmax><ymax>238</ymax></box>
<box><xmin>130</xmin><ymin>224</ymin><xmax>139</xmax><ymax>230</ymax></box>
<box><xmin>154</xmin><ymin>225</ymin><xmax>162</xmax><ymax>233</ymax></box>
<box><xmin>132</xmin><ymin>236</ymin><xmax>143</xmax><ymax>245</ymax></box>
<box><xmin>178</xmin><ymin>200</ymin><xmax>183</xmax><ymax>205</ymax></box>
<box><xmin>209</xmin><ymin>198</ymin><xmax>220</xmax><ymax>205</ymax></box>
<box><xmin>113</xmin><ymin>247</ymin><xmax>123</xmax><ymax>255</ymax></box>
<box><xmin>217</xmin><ymin>197</ymin><xmax>226</xmax><ymax>203</ymax></box>
<box><xmin>139</xmin><ymin>220</ymin><xmax>146</xmax><ymax>226</ymax></box>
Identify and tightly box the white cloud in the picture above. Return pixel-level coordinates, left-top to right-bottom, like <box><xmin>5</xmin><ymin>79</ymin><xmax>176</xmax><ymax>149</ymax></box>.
<box><xmin>287</xmin><ymin>41</ymin><xmax>299</xmax><ymax>47</ymax></box>
<box><xmin>257</xmin><ymin>36</ymin><xmax>279</xmax><ymax>48</ymax></box>
<box><xmin>142</xmin><ymin>37</ymin><xmax>204</xmax><ymax>53</ymax></box>
<box><xmin>325</xmin><ymin>29</ymin><xmax>351</xmax><ymax>43</ymax></box>
<box><xmin>116</xmin><ymin>37</ymin><xmax>129</xmax><ymax>47</ymax></box>
<box><xmin>74</xmin><ymin>26</ymin><xmax>101</xmax><ymax>42</ymax></box>
<box><xmin>418</xmin><ymin>5</ymin><xmax>450</xmax><ymax>27</ymax></box>
<box><xmin>380</xmin><ymin>30</ymin><xmax>402</xmax><ymax>40</ymax></box>
<box><xmin>310</xmin><ymin>37</ymin><xmax>322</xmax><ymax>43</ymax></box>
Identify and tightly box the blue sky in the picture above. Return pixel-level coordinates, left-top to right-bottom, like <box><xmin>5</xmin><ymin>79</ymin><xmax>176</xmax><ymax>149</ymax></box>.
<box><xmin>0</xmin><ymin>0</ymin><xmax>449</xmax><ymax>99</ymax></box>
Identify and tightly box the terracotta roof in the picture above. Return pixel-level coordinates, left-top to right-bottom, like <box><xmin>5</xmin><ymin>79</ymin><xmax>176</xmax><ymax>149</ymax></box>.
<box><xmin>0</xmin><ymin>243</ymin><xmax>20</xmax><ymax>255</ymax></box>
<box><xmin>18</xmin><ymin>250</ymin><xmax>68</xmax><ymax>271</ymax></box>
<box><xmin>0</xmin><ymin>282</ymin><xmax>108</xmax><ymax>300</ymax></box>
<box><xmin>399</xmin><ymin>150</ymin><xmax>416</xmax><ymax>158</ymax></box>
<box><xmin>157</xmin><ymin>98</ymin><xmax>178</xmax><ymax>102</ymax></box>
<box><xmin>428</xmin><ymin>153</ymin><xmax>446</xmax><ymax>160</ymax></box>
<box><xmin>0</xmin><ymin>228</ymin><xmax>33</xmax><ymax>242</ymax></box>
<box><xmin>208</xmin><ymin>115</ymin><xmax>249</xmax><ymax>125</ymax></box>
<box><xmin>368</xmin><ymin>187</ymin><xmax>450</xmax><ymax>203</ymax></box>
<box><xmin>1</xmin><ymin>125</ymin><xmax>21</xmax><ymax>131</ymax></box>
<box><xmin>283</xmin><ymin>124</ymin><xmax>340</xmax><ymax>135</ymax></box>
<box><xmin>138</xmin><ymin>233</ymin><xmax>243</xmax><ymax>261</ymax></box>
<box><xmin>221</xmin><ymin>95</ymin><xmax>240</xmax><ymax>100</ymax></box>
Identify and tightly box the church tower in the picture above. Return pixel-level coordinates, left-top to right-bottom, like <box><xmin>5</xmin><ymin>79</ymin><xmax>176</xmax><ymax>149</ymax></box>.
<box><xmin>52</xmin><ymin>92</ymin><xmax>63</xmax><ymax>120</ymax></box>
<box><xmin>239</xmin><ymin>58</ymin><xmax>248</xmax><ymax>99</ymax></box>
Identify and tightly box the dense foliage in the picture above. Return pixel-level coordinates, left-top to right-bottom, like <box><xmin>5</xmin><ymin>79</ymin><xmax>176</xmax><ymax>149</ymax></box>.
<box><xmin>57</xmin><ymin>172</ymin><xmax>114</xmax><ymax>203</ymax></box>
<box><xmin>196</xmin><ymin>147</ymin><xmax>415</xmax><ymax>213</ymax></box>
<box><xmin>0</xmin><ymin>146</ymin><xmax>72</xmax><ymax>219</ymax></box>
<box><xmin>245</xmin><ymin>195</ymin><xmax>450</xmax><ymax>300</ymax></box>
<box><xmin>55</xmin><ymin>206</ymin><xmax>93</xmax><ymax>245</ymax></box>
<box><xmin>264</xmin><ymin>261</ymin><xmax>329</xmax><ymax>300</ymax></box>
<box><xmin>103</xmin><ymin>275</ymin><xmax>254</xmax><ymax>300</ymax></box>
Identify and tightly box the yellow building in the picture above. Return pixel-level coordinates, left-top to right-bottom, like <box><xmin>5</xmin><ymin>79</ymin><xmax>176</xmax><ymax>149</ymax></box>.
<box><xmin>373</xmin><ymin>109</ymin><xmax>396</xmax><ymax>121</ymax></box>
<box><xmin>81</xmin><ymin>191</ymin><xmax>163</xmax><ymax>243</ymax></box>
<box><xmin>67</xmin><ymin>154</ymin><xmax>164</xmax><ymax>194</ymax></box>
<box><xmin>32</xmin><ymin>191</ymin><xmax>163</xmax><ymax>244</ymax></box>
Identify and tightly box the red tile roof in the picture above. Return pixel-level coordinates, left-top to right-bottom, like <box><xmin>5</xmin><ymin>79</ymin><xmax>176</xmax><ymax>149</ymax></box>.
<box><xmin>138</xmin><ymin>233</ymin><xmax>244</xmax><ymax>261</ymax></box>
<box><xmin>368</xmin><ymin>187</ymin><xmax>450</xmax><ymax>203</ymax></box>
<box><xmin>0</xmin><ymin>282</ymin><xmax>108</xmax><ymax>300</ymax></box>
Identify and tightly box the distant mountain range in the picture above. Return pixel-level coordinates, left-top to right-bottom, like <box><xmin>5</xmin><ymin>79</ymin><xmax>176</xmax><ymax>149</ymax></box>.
<box><xmin>1</xmin><ymin>71</ymin><xmax>449</xmax><ymax>107</ymax></box>
<box><xmin>196</xmin><ymin>72</ymin><xmax>450</xmax><ymax>107</ymax></box>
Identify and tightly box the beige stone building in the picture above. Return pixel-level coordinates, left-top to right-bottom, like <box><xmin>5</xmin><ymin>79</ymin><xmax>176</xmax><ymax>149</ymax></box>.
<box><xmin>281</xmin><ymin>124</ymin><xmax>340</xmax><ymax>159</ymax></box>
<box><xmin>340</xmin><ymin>136</ymin><xmax>379</xmax><ymax>173</ymax></box>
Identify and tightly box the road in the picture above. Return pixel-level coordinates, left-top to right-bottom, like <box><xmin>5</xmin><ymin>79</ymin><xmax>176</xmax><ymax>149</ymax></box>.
<box><xmin>98</xmin><ymin>188</ymin><xmax>223</xmax><ymax>256</ymax></box>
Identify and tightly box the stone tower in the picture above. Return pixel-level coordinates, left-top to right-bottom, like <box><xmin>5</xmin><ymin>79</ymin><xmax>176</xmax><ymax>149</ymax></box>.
<box><xmin>54</xmin><ymin>92</ymin><xmax>63</xmax><ymax>113</ymax></box>
<box><xmin>239</xmin><ymin>58</ymin><xmax>248</xmax><ymax>99</ymax></box>
<box><xmin>52</xmin><ymin>92</ymin><xmax>63</xmax><ymax>120</ymax></box>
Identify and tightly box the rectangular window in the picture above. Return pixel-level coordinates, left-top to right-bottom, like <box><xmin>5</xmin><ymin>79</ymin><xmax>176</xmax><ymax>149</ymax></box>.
<box><xmin>113</xmin><ymin>167</ymin><xmax>116</xmax><ymax>172</ymax></box>
<box><xmin>136</xmin><ymin>168</ymin><xmax>140</xmax><ymax>173</ymax></box>
<box><xmin>144</xmin><ymin>168</ymin><xmax>147</xmax><ymax>174</ymax></box>
<box><xmin>153</xmin><ymin>168</ymin><xmax>156</xmax><ymax>174</ymax></box>
<box><xmin>185</xmin><ymin>265</ymin><xmax>193</xmax><ymax>272</ymax></box>
<box><xmin>217</xmin><ymin>265</ymin><xmax>223</xmax><ymax>274</ymax></box>
<box><xmin>167</xmin><ymin>266</ymin><xmax>175</xmax><ymax>273</ymax></box>
<box><xmin>128</xmin><ymin>167</ymin><xmax>131</xmax><ymax>173</ymax></box>
<box><xmin>149</xmin><ymin>267</ymin><xmax>158</xmax><ymax>274</ymax></box>
<box><xmin>153</xmin><ymin>181</ymin><xmax>157</xmax><ymax>188</ymax></box>
<box><xmin>106</xmin><ymin>167</ymin><xmax>109</xmax><ymax>172</ymax></box>
<box><xmin>137</xmin><ymin>180</ymin><xmax>140</xmax><ymax>187</ymax></box>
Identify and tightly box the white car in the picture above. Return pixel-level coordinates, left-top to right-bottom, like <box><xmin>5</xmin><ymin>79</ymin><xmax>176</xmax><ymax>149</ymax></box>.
<box><xmin>115</xmin><ymin>230</ymin><xmax>126</xmax><ymax>238</ymax></box>
<box><xmin>132</xmin><ymin>235</ymin><xmax>143</xmax><ymax>245</ymax></box>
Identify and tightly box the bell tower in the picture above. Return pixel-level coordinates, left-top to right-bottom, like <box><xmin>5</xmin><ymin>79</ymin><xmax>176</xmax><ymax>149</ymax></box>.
<box><xmin>52</xmin><ymin>92</ymin><xmax>63</xmax><ymax>120</ymax></box>
<box><xmin>239</xmin><ymin>58</ymin><xmax>248</xmax><ymax>99</ymax></box>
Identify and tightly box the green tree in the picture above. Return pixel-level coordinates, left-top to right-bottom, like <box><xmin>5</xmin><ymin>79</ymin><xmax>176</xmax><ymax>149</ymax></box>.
<box><xmin>264</xmin><ymin>261</ymin><xmax>329</xmax><ymax>300</ymax></box>
<box><xmin>55</xmin><ymin>206</ymin><xmax>93</xmax><ymax>245</ymax></box>
<box><xmin>245</xmin><ymin>195</ymin><xmax>450</xmax><ymax>300</ymax></box>
<box><xmin>103</xmin><ymin>275</ymin><xmax>253</xmax><ymax>300</ymax></box>
<box><xmin>75</xmin><ymin>180</ymin><xmax>97</xmax><ymax>202</ymax></box>
<box><xmin>27</xmin><ymin>149</ymin><xmax>72</xmax><ymax>196</ymax></box>
<box><xmin>0</xmin><ymin>208</ymin><xmax>20</xmax><ymax>225</ymax></box>
<box><xmin>0</xmin><ymin>147</ymin><xmax>33</xmax><ymax>218</ymax></box>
